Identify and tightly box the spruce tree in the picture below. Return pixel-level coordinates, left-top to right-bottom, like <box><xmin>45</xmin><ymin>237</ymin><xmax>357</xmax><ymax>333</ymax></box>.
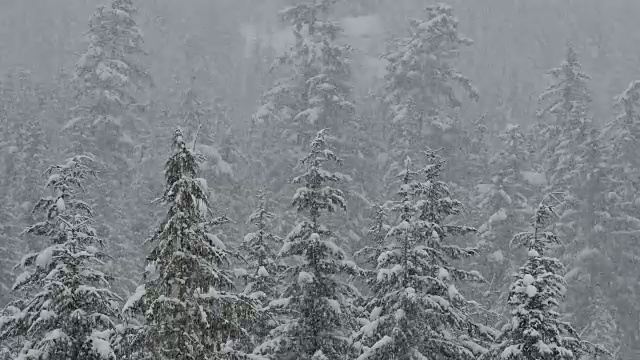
<box><xmin>70</xmin><ymin>0</ymin><xmax>151</xmax><ymax>165</ymax></box>
<box><xmin>255</xmin><ymin>129</ymin><xmax>362</xmax><ymax>360</ymax></box>
<box><xmin>0</xmin><ymin>155</ymin><xmax>121</xmax><ymax>360</ymax></box>
<box><xmin>599</xmin><ymin>80</ymin><xmax>640</xmax><ymax>352</ymax></box>
<box><xmin>68</xmin><ymin>0</ymin><xmax>153</xmax><ymax>299</ymax></box>
<box><xmin>535</xmin><ymin>44</ymin><xmax>593</xmax><ymax>219</ymax></box>
<box><xmin>123</xmin><ymin>128</ymin><xmax>257</xmax><ymax>360</ymax></box>
<box><xmin>355</xmin><ymin>151</ymin><xmax>492</xmax><ymax>359</ymax></box>
<box><xmin>252</xmin><ymin>0</ymin><xmax>354</xmax><ymax>191</ymax></box>
<box><xmin>382</xmin><ymin>3</ymin><xmax>478</xmax><ymax>178</ymax></box>
<box><xmin>354</xmin><ymin>204</ymin><xmax>391</xmax><ymax>272</ymax></box>
<box><xmin>470</xmin><ymin>124</ymin><xmax>538</xmax><ymax>321</ymax></box>
<box><xmin>236</xmin><ymin>190</ymin><xmax>284</xmax><ymax>348</ymax></box>
<box><xmin>481</xmin><ymin>199</ymin><xmax>609</xmax><ymax>360</ymax></box>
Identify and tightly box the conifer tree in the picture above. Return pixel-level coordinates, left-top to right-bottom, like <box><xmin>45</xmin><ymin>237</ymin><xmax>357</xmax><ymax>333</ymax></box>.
<box><xmin>122</xmin><ymin>128</ymin><xmax>257</xmax><ymax>360</ymax></box>
<box><xmin>70</xmin><ymin>0</ymin><xmax>151</xmax><ymax>165</ymax></box>
<box><xmin>599</xmin><ymin>80</ymin><xmax>640</xmax><ymax>352</ymax></box>
<box><xmin>67</xmin><ymin>0</ymin><xmax>153</xmax><ymax>299</ymax></box>
<box><xmin>354</xmin><ymin>204</ymin><xmax>390</xmax><ymax>272</ymax></box>
<box><xmin>356</xmin><ymin>150</ymin><xmax>492</xmax><ymax>359</ymax></box>
<box><xmin>255</xmin><ymin>129</ymin><xmax>362</xmax><ymax>360</ymax></box>
<box><xmin>582</xmin><ymin>285</ymin><xmax>618</xmax><ymax>360</ymax></box>
<box><xmin>0</xmin><ymin>155</ymin><xmax>121</xmax><ymax>360</ymax></box>
<box><xmin>470</xmin><ymin>124</ymin><xmax>538</xmax><ymax>320</ymax></box>
<box><xmin>253</xmin><ymin>0</ymin><xmax>354</xmax><ymax>177</ymax></box>
<box><xmin>382</xmin><ymin>3</ymin><xmax>478</xmax><ymax>178</ymax></box>
<box><xmin>481</xmin><ymin>198</ymin><xmax>609</xmax><ymax>360</ymax></box>
<box><xmin>236</xmin><ymin>190</ymin><xmax>284</xmax><ymax>348</ymax></box>
<box><xmin>535</xmin><ymin>44</ymin><xmax>593</xmax><ymax>207</ymax></box>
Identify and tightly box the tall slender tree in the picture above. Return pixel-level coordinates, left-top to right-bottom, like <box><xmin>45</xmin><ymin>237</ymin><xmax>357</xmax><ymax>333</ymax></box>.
<box><xmin>236</xmin><ymin>190</ymin><xmax>284</xmax><ymax>349</ymax></box>
<box><xmin>481</xmin><ymin>198</ymin><xmax>609</xmax><ymax>360</ymax></box>
<box><xmin>0</xmin><ymin>155</ymin><xmax>121</xmax><ymax>360</ymax></box>
<box><xmin>252</xmin><ymin>0</ymin><xmax>354</xmax><ymax>189</ymax></box>
<box><xmin>67</xmin><ymin>0</ymin><xmax>153</xmax><ymax>299</ymax></box>
<box><xmin>123</xmin><ymin>128</ymin><xmax>256</xmax><ymax>360</ymax></box>
<box><xmin>255</xmin><ymin>129</ymin><xmax>362</xmax><ymax>360</ymax></box>
<box><xmin>355</xmin><ymin>150</ymin><xmax>492</xmax><ymax>359</ymax></box>
<box><xmin>382</xmin><ymin>3</ymin><xmax>478</xmax><ymax>180</ymax></box>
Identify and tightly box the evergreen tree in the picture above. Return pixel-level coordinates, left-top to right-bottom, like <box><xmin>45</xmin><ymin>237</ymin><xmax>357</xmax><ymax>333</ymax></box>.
<box><xmin>67</xmin><ymin>0</ymin><xmax>153</xmax><ymax>299</ymax></box>
<box><xmin>582</xmin><ymin>285</ymin><xmax>618</xmax><ymax>360</ymax></box>
<box><xmin>69</xmin><ymin>0</ymin><xmax>151</xmax><ymax>165</ymax></box>
<box><xmin>535</xmin><ymin>44</ymin><xmax>593</xmax><ymax>221</ymax></box>
<box><xmin>236</xmin><ymin>190</ymin><xmax>284</xmax><ymax>348</ymax></box>
<box><xmin>0</xmin><ymin>155</ymin><xmax>121</xmax><ymax>360</ymax></box>
<box><xmin>355</xmin><ymin>151</ymin><xmax>492</xmax><ymax>359</ymax></box>
<box><xmin>599</xmin><ymin>80</ymin><xmax>640</xmax><ymax>352</ymax></box>
<box><xmin>354</xmin><ymin>204</ymin><xmax>391</xmax><ymax>272</ymax></box>
<box><xmin>255</xmin><ymin>129</ymin><xmax>362</xmax><ymax>360</ymax></box>
<box><xmin>123</xmin><ymin>128</ymin><xmax>257</xmax><ymax>360</ymax></box>
<box><xmin>470</xmin><ymin>124</ymin><xmax>539</xmax><ymax>321</ymax></box>
<box><xmin>252</xmin><ymin>0</ymin><xmax>354</xmax><ymax>184</ymax></box>
<box><xmin>382</xmin><ymin>3</ymin><xmax>478</xmax><ymax>179</ymax></box>
<box><xmin>481</xmin><ymin>198</ymin><xmax>609</xmax><ymax>360</ymax></box>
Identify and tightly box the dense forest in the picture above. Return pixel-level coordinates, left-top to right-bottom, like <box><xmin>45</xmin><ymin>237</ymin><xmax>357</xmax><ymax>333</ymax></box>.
<box><xmin>0</xmin><ymin>0</ymin><xmax>639</xmax><ymax>359</ymax></box>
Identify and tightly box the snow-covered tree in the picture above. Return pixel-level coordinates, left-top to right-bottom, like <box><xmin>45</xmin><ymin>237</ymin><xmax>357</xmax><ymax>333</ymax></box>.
<box><xmin>481</xmin><ymin>199</ymin><xmax>610</xmax><ymax>360</ymax></box>
<box><xmin>254</xmin><ymin>0</ymin><xmax>353</xmax><ymax>143</ymax></box>
<box><xmin>255</xmin><ymin>129</ymin><xmax>362</xmax><ymax>360</ymax></box>
<box><xmin>382</xmin><ymin>3</ymin><xmax>478</xmax><ymax>178</ymax></box>
<box><xmin>69</xmin><ymin>0</ymin><xmax>151</xmax><ymax>164</ymax></box>
<box><xmin>536</xmin><ymin>44</ymin><xmax>593</xmax><ymax>195</ymax></box>
<box><xmin>581</xmin><ymin>285</ymin><xmax>618</xmax><ymax>360</ymax></box>
<box><xmin>354</xmin><ymin>204</ymin><xmax>391</xmax><ymax>271</ymax></box>
<box><xmin>65</xmin><ymin>0</ymin><xmax>153</xmax><ymax>301</ymax></box>
<box><xmin>0</xmin><ymin>155</ymin><xmax>122</xmax><ymax>360</ymax></box>
<box><xmin>598</xmin><ymin>80</ymin><xmax>640</xmax><ymax>354</ymax></box>
<box><xmin>236</xmin><ymin>190</ymin><xmax>284</xmax><ymax>347</ymax></box>
<box><xmin>252</xmin><ymin>0</ymin><xmax>354</xmax><ymax>180</ymax></box>
<box><xmin>469</xmin><ymin>124</ymin><xmax>539</xmax><ymax>321</ymax></box>
<box><xmin>355</xmin><ymin>150</ymin><xmax>492</xmax><ymax>359</ymax></box>
<box><xmin>124</xmin><ymin>128</ymin><xmax>257</xmax><ymax>360</ymax></box>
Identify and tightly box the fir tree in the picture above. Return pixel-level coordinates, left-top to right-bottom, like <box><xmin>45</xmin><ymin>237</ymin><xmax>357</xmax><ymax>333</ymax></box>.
<box><xmin>599</xmin><ymin>80</ymin><xmax>640</xmax><ymax>354</ymax></box>
<box><xmin>0</xmin><ymin>155</ymin><xmax>121</xmax><ymax>360</ymax></box>
<box><xmin>481</xmin><ymin>198</ymin><xmax>610</xmax><ymax>360</ymax></box>
<box><xmin>123</xmin><ymin>128</ymin><xmax>257</xmax><ymax>360</ymax></box>
<box><xmin>70</xmin><ymin>0</ymin><xmax>151</xmax><ymax>163</ymax></box>
<box><xmin>355</xmin><ymin>151</ymin><xmax>492</xmax><ymax>359</ymax></box>
<box><xmin>470</xmin><ymin>124</ymin><xmax>538</xmax><ymax>321</ymax></box>
<box><xmin>382</xmin><ymin>3</ymin><xmax>478</xmax><ymax>178</ymax></box>
<box><xmin>255</xmin><ymin>129</ymin><xmax>362</xmax><ymax>360</ymax></box>
<box><xmin>254</xmin><ymin>0</ymin><xmax>353</xmax><ymax>144</ymax></box>
<box><xmin>67</xmin><ymin>0</ymin><xmax>153</xmax><ymax>300</ymax></box>
<box><xmin>252</xmin><ymin>0</ymin><xmax>354</xmax><ymax>181</ymax></box>
<box><xmin>354</xmin><ymin>204</ymin><xmax>391</xmax><ymax>271</ymax></box>
<box><xmin>536</xmin><ymin>44</ymin><xmax>593</xmax><ymax>196</ymax></box>
<box><xmin>582</xmin><ymin>285</ymin><xmax>618</xmax><ymax>360</ymax></box>
<box><xmin>236</xmin><ymin>190</ymin><xmax>284</xmax><ymax>348</ymax></box>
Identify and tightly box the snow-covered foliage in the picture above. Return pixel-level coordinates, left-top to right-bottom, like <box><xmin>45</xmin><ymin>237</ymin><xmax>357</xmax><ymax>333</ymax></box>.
<box><xmin>0</xmin><ymin>155</ymin><xmax>122</xmax><ymax>360</ymax></box>
<box><xmin>253</xmin><ymin>0</ymin><xmax>354</xmax><ymax>150</ymax></box>
<box><xmin>469</xmin><ymin>124</ymin><xmax>538</xmax><ymax>320</ymax></box>
<box><xmin>382</xmin><ymin>3</ymin><xmax>478</xmax><ymax>176</ymax></box>
<box><xmin>125</xmin><ymin>128</ymin><xmax>257</xmax><ymax>359</ymax></box>
<box><xmin>255</xmin><ymin>129</ymin><xmax>362</xmax><ymax>360</ymax></box>
<box><xmin>355</xmin><ymin>150</ymin><xmax>491</xmax><ymax>359</ymax></box>
<box><xmin>237</xmin><ymin>190</ymin><xmax>284</xmax><ymax>347</ymax></box>
<box><xmin>354</xmin><ymin>204</ymin><xmax>390</xmax><ymax>271</ymax></box>
<box><xmin>536</xmin><ymin>44</ymin><xmax>593</xmax><ymax>192</ymax></box>
<box><xmin>481</xmin><ymin>200</ymin><xmax>610</xmax><ymax>360</ymax></box>
<box><xmin>581</xmin><ymin>285</ymin><xmax>618</xmax><ymax>360</ymax></box>
<box><xmin>72</xmin><ymin>0</ymin><xmax>150</xmax><ymax>131</ymax></box>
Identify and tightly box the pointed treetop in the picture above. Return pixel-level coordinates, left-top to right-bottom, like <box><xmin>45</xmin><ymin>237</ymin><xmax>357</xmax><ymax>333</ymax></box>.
<box><xmin>511</xmin><ymin>194</ymin><xmax>563</xmax><ymax>255</ymax></box>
